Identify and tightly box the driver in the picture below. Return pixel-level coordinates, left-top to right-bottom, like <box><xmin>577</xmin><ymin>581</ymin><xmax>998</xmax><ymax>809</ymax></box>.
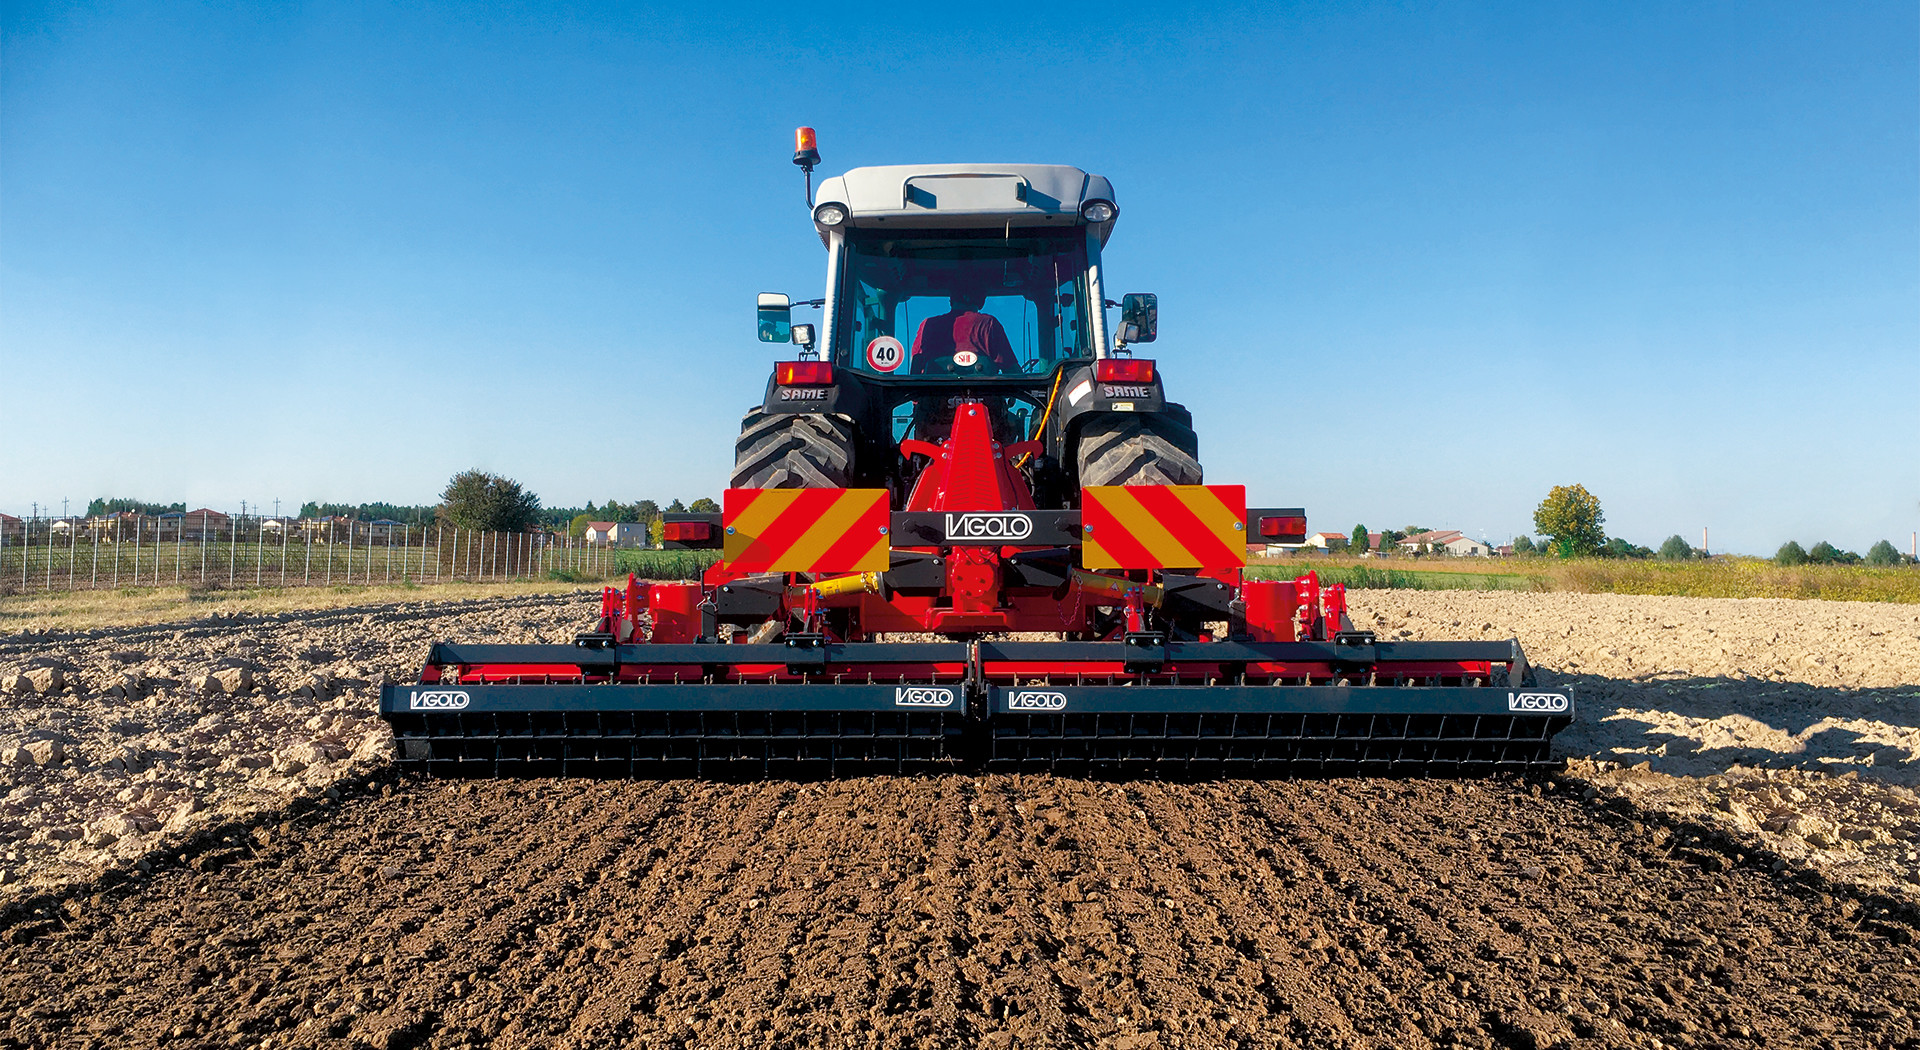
<box><xmin>909</xmin><ymin>287</ymin><xmax>1019</xmax><ymax>374</ymax></box>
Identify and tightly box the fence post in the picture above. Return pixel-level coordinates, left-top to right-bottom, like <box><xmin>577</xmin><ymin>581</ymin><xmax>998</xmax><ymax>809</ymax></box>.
<box><xmin>303</xmin><ymin>523</ymin><xmax>312</xmax><ymax>585</ymax></box>
<box><xmin>281</xmin><ymin>517</ymin><xmax>289</xmax><ymax>586</ymax></box>
<box><xmin>199</xmin><ymin>512</ymin><xmax>208</xmax><ymax>584</ymax></box>
<box><xmin>346</xmin><ymin>519</ymin><xmax>354</xmax><ymax>583</ymax></box>
<box><xmin>112</xmin><ymin>515</ymin><xmax>120</xmax><ymax>588</ymax></box>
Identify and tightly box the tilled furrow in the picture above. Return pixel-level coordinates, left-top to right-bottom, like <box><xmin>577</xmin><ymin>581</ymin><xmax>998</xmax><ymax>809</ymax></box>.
<box><xmin>2</xmin><ymin>773</ymin><xmax>1916</xmax><ymax>1050</ymax></box>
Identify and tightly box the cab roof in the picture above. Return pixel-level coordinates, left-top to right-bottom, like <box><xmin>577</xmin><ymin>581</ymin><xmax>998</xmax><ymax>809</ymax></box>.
<box><xmin>812</xmin><ymin>164</ymin><xmax>1117</xmax><ymax>245</ymax></box>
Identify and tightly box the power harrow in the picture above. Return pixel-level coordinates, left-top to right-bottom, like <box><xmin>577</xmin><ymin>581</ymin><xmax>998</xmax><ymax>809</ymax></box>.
<box><xmin>381</xmin><ymin>132</ymin><xmax>1572</xmax><ymax>777</ymax></box>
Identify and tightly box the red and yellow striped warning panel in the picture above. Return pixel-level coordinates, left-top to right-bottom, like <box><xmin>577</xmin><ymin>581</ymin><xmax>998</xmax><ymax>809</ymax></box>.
<box><xmin>1081</xmin><ymin>485</ymin><xmax>1248</xmax><ymax>570</ymax></box>
<box><xmin>722</xmin><ymin>488</ymin><xmax>890</xmax><ymax>573</ymax></box>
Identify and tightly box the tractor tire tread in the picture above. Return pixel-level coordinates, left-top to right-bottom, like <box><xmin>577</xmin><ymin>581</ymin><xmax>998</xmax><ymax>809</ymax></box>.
<box><xmin>1076</xmin><ymin>406</ymin><xmax>1203</xmax><ymax>487</ymax></box>
<box><xmin>731</xmin><ymin>409</ymin><xmax>856</xmax><ymax>490</ymax></box>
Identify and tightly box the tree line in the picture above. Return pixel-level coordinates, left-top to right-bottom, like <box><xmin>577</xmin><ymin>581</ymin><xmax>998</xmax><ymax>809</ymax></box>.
<box><xmin>1524</xmin><ymin>484</ymin><xmax>1911</xmax><ymax>564</ymax></box>
<box><xmin>81</xmin><ymin>470</ymin><xmax>720</xmax><ymax>538</ymax></box>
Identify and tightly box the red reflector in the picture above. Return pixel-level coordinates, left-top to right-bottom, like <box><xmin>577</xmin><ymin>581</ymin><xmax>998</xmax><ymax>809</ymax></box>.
<box><xmin>1259</xmin><ymin>516</ymin><xmax>1307</xmax><ymax>538</ymax></box>
<box><xmin>662</xmin><ymin>521</ymin><xmax>710</xmax><ymax>542</ymax></box>
<box><xmin>1095</xmin><ymin>358</ymin><xmax>1155</xmax><ymax>383</ymax></box>
<box><xmin>775</xmin><ymin>361</ymin><xmax>834</xmax><ymax>385</ymax></box>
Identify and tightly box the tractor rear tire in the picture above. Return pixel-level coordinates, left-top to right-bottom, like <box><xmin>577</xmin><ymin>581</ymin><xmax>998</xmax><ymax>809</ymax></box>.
<box><xmin>730</xmin><ymin>409</ymin><xmax>856</xmax><ymax>489</ymax></box>
<box><xmin>1076</xmin><ymin>407</ymin><xmax>1203</xmax><ymax>487</ymax></box>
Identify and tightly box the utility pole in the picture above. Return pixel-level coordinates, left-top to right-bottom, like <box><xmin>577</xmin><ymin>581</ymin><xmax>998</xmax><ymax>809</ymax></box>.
<box><xmin>273</xmin><ymin>498</ymin><xmax>280</xmax><ymax>520</ymax></box>
<box><xmin>1702</xmin><ymin>527</ymin><xmax>1709</xmax><ymax>557</ymax></box>
<box><xmin>62</xmin><ymin>499</ymin><xmax>68</xmax><ymax>519</ymax></box>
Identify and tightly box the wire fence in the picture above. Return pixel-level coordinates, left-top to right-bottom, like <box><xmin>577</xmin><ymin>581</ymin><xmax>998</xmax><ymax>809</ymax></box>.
<box><xmin>0</xmin><ymin>514</ymin><xmax>621</xmax><ymax>595</ymax></box>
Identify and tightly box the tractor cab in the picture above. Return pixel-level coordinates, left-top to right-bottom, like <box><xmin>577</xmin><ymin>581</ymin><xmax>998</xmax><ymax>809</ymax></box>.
<box><xmin>747</xmin><ymin>162</ymin><xmax>1179</xmax><ymax>501</ymax></box>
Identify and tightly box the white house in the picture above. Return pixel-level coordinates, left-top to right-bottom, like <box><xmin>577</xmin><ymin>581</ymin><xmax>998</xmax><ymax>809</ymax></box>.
<box><xmin>584</xmin><ymin>521</ymin><xmax>647</xmax><ymax>548</ymax></box>
<box><xmin>1400</xmin><ymin>530</ymin><xmax>1491</xmax><ymax>557</ymax></box>
<box><xmin>1304</xmin><ymin>532</ymin><xmax>1349</xmax><ymax>551</ymax></box>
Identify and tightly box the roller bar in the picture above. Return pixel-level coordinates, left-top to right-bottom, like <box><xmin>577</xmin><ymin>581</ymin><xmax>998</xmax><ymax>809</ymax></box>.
<box><xmin>381</xmin><ymin>636</ymin><xmax>1570</xmax><ymax>778</ymax></box>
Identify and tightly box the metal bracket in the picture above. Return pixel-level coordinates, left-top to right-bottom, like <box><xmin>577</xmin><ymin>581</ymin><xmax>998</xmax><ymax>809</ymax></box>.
<box><xmin>783</xmin><ymin>632</ymin><xmax>828</xmax><ymax>673</ymax></box>
<box><xmin>1121</xmin><ymin>631</ymin><xmax>1167</xmax><ymax>672</ymax></box>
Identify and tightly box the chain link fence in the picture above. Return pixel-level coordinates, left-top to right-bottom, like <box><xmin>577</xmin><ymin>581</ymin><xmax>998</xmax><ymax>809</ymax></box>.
<box><xmin>0</xmin><ymin>514</ymin><xmax>619</xmax><ymax>595</ymax></box>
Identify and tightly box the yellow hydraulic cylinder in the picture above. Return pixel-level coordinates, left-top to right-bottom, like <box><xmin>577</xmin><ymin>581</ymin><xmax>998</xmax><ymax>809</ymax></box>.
<box><xmin>798</xmin><ymin>572</ymin><xmax>886</xmax><ymax>600</ymax></box>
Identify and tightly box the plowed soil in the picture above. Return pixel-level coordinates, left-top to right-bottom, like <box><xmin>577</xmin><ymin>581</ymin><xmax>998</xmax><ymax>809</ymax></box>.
<box><xmin>2</xmin><ymin>587</ymin><xmax>1918</xmax><ymax>1049</ymax></box>
<box><xmin>4</xmin><ymin>775</ymin><xmax>1917</xmax><ymax>1049</ymax></box>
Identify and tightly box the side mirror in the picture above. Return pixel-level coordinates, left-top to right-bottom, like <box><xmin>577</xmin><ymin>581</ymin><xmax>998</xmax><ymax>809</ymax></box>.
<box><xmin>1119</xmin><ymin>293</ymin><xmax>1157</xmax><ymax>344</ymax></box>
<box><xmin>757</xmin><ymin>293</ymin><xmax>792</xmax><ymax>343</ymax></box>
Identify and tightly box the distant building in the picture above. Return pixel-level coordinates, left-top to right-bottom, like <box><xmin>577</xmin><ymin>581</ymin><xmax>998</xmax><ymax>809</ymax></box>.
<box><xmin>296</xmin><ymin>515</ymin><xmax>357</xmax><ymax>542</ymax></box>
<box><xmin>0</xmin><ymin>514</ymin><xmax>21</xmax><ymax>541</ymax></box>
<box><xmin>1401</xmin><ymin>530</ymin><xmax>1490</xmax><ymax>557</ymax></box>
<box><xmin>1304</xmin><ymin>532</ymin><xmax>1349</xmax><ymax>551</ymax></box>
<box><xmin>178</xmin><ymin>509</ymin><xmax>232</xmax><ymax>541</ymax></box>
<box><xmin>584</xmin><ymin>521</ymin><xmax>646</xmax><ymax>548</ymax></box>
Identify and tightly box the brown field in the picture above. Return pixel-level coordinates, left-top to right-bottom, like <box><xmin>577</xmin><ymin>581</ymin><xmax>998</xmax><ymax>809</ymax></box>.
<box><xmin>0</xmin><ymin>588</ymin><xmax>1914</xmax><ymax>1048</ymax></box>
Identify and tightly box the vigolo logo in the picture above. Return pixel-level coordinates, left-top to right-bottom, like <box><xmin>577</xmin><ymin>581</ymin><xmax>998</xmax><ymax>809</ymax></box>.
<box><xmin>944</xmin><ymin>512</ymin><xmax>1033</xmax><ymax>542</ymax></box>
<box><xmin>894</xmin><ymin>686</ymin><xmax>956</xmax><ymax>708</ymax></box>
<box><xmin>1007</xmin><ymin>690</ymin><xmax>1067</xmax><ymax>712</ymax></box>
<box><xmin>409</xmin><ymin>690</ymin><xmax>471</xmax><ymax>711</ymax></box>
<box><xmin>1506</xmin><ymin>692</ymin><xmax>1569</xmax><ymax>713</ymax></box>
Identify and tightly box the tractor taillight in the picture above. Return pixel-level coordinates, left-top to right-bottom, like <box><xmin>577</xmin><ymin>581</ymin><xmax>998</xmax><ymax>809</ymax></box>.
<box><xmin>1259</xmin><ymin>515</ymin><xmax>1307</xmax><ymax>538</ymax></box>
<box><xmin>776</xmin><ymin>361</ymin><xmax>834</xmax><ymax>385</ymax></box>
<box><xmin>1095</xmin><ymin>359</ymin><xmax>1155</xmax><ymax>383</ymax></box>
<box><xmin>661</xmin><ymin>521</ymin><xmax>711</xmax><ymax>542</ymax></box>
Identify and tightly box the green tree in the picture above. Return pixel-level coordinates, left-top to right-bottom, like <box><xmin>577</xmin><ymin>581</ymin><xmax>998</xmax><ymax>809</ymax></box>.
<box><xmin>1774</xmin><ymin>540</ymin><xmax>1808</xmax><ymax>566</ymax></box>
<box><xmin>1533</xmin><ymin>485</ymin><xmax>1605</xmax><ymax>558</ymax></box>
<box><xmin>1865</xmin><ymin>540</ymin><xmax>1903</xmax><ymax>566</ymax></box>
<box><xmin>1806</xmin><ymin>541</ymin><xmax>1860</xmax><ymax>565</ymax></box>
<box><xmin>688</xmin><ymin>497</ymin><xmax>720</xmax><ymax>514</ymax></box>
<box><xmin>1512</xmin><ymin>535</ymin><xmax>1537</xmax><ymax>556</ymax></box>
<box><xmin>1602</xmin><ymin>537</ymin><xmax>1653</xmax><ymax>559</ymax></box>
<box><xmin>87</xmin><ymin>497</ymin><xmax>186</xmax><ymax>517</ymax></box>
<box><xmin>437</xmin><ymin>469</ymin><xmax>541</xmax><ymax>532</ymax></box>
<box><xmin>569</xmin><ymin>513</ymin><xmax>591</xmax><ymax>539</ymax></box>
<box><xmin>1657</xmin><ymin>535</ymin><xmax>1694</xmax><ymax>561</ymax></box>
<box><xmin>666</xmin><ymin>499</ymin><xmax>688</xmax><ymax>513</ymax></box>
<box><xmin>633</xmin><ymin>499</ymin><xmax>662</xmax><ymax>524</ymax></box>
<box><xmin>1350</xmin><ymin>524</ymin><xmax>1370</xmax><ymax>554</ymax></box>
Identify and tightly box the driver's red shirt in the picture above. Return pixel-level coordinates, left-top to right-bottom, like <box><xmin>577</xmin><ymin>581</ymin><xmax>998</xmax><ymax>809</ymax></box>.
<box><xmin>910</xmin><ymin>310</ymin><xmax>1019</xmax><ymax>373</ymax></box>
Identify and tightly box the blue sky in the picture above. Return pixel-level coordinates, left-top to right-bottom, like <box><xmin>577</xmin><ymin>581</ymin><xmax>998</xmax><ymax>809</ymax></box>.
<box><xmin>3</xmin><ymin>1</ymin><xmax>1915</xmax><ymax>555</ymax></box>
